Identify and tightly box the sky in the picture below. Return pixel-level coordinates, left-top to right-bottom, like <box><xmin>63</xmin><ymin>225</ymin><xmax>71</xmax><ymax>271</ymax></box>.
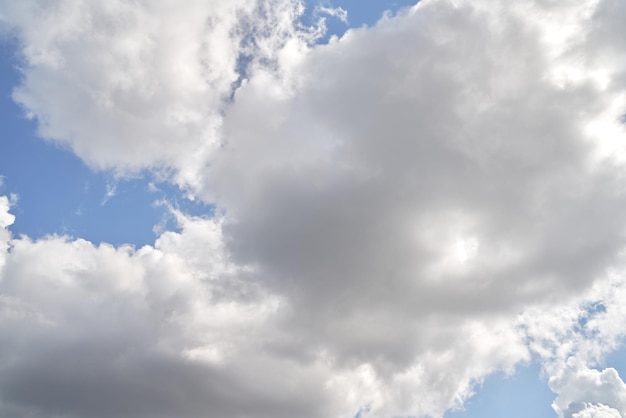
<box><xmin>1</xmin><ymin>1</ymin><xmax>626</xmax><ymax>418</ymax></box>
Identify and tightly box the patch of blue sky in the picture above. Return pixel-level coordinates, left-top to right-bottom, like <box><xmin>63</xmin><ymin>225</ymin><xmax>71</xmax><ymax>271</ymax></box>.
<box><xmin>302</xmin><ymin>0</ymin><xmax>419</xmax><ymax>43</ymax></box>
<box><xmin>445</xmin><ymin>361</ymin><xmax>556</xmax><ymax>418</ymax></box>
<box><xmin>602</xmin><ymin>346</ymin><xmax>626</xmax><ymax>380</ymax></box>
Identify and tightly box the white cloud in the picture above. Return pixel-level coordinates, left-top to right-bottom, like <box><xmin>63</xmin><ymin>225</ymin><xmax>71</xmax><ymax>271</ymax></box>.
<box><xmin>0</xmin><ymin>0</ymin><xmax>319</xmax><ymax>186</ymax></box>
<box><xmin>316</xmin><ymin>5</ymin><xmax>348</xmax><ymax>24</ymax></box>
<box><xmin>0</xmin><ymin>201</ymin><xmax>318</xmax><ymax>418</ymax></box>
<box><xmin>569</xmin><ymin>403</ymin><xmax>622</xmax><ymax>418</ymax></box>
<box><xmin>2</xmin><ymin>0</ymin><xmax>626</xmax><ymax>417</ymax></box>
<box><xmin>0</xmin><ymin>196</ymin><xmax>13</xmax><ymax>230</ymax></box>
<box><xmin>551</xmin><ymin>367</ymin><xmax>626</xmax><ymax>418</ymax></box>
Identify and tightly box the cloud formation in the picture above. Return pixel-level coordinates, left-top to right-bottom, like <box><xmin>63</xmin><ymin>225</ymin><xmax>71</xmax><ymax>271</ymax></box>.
<box><xmin>2</xmin><ymin>0</ymin><xmax>626</xmax><ymax>417</ymax></box>
<box><xmin>0</xmin><ymin>0</ymin><xmax>317</xmax><ymax>186</ymax></box>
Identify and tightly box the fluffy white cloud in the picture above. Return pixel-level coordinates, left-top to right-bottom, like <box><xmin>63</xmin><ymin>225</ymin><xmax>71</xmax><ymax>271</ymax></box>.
<box><xmin>570</xmin><ymin>403</ymin><xmax>622</xmax><ymax>418</ymax></box>
<box><xmin>0</xmin><ymin>201</ymin><xmax>327</xmax><ymax>418</ymax></box>
<box><xmin>551</xmin><ymin>367</ymin><xmax>626</xmax><ymax>417</ymax></box>
<box><xmin>0</xmin><ymin>0</ymin><xmax>317</xmax><ymax>187</ymax></box>
<box><xmin>2</xmin><ymin>0</ymin><xmax>626</xmax><ymax>417</ymax></box>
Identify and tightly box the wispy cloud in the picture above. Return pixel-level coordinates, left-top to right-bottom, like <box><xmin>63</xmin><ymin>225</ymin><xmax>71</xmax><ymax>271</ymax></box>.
<box><xmin>316</xmin><ymin>5</ymin><xmax>348</xmax><ymax>24</ymax></box>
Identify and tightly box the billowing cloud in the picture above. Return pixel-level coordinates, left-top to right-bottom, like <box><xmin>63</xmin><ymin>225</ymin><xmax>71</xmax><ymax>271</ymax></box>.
<box><xmin>0</xmin><ymin>203</ymin><xmax>327</xmax><ymax>418</ymax></box>
<box><xmin>0</xmin><ymin>198</ymin><xmax>532</xmax><ymax>418</ymax></box>
<box><xmin>0</xmin><ymin>0</ymin><xmax>317</xmax><ymax>186</ymax></box>
<box><xmin>569</xmin><ymin>404</ymin><xmax>622</xmax><ymax>418</ymax></box>
<box><xmin>552</xmin><ymin>367</ymin><xmax>626</xmax><ymax>418</ymax></box>
<box><xmin>1</xmin><ymin>0</ymin><xmax>626</xmax><ymax>417</ymax></box>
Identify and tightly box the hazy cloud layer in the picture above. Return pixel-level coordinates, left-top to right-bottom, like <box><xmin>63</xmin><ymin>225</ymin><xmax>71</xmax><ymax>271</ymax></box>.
<box><xmin>2</xmin><ymin>0</ymin><xmax>626</xmax><ymax>417</ymax></box>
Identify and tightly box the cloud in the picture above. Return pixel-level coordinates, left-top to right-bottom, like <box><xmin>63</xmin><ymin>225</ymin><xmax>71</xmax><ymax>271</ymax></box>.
<box><xmin>0</xmin><ymin>202</ymin><xmax>329</xmax><ymax>418</ymax></box>
<box><xmin>552</xmin><ymin>367</ymin><xmax>626</xmax><ymax>418</ymax></box>
<box><xmin>2</xmin><ymin>0</ymin><xmax>626</xmax><ymax>417</ymax></box>
<box><xmin>202</xmin><ymin>0</ymin><xmax>626</xmax><ymax>384</ymax></box>
<box><xmin>0</xmin><ymin>196</ymin><xmax>14</xmax><ymax>271</ymax></box>
<box><xmin>519</xmin><ymin>260</ymin><xmax>626</xmax><ymax>418</ymax></box>
<box><xmin>0</xmin><ymin>0</ymin><xmax>318</xmax><ymax>185</ymax></box>
<box><xmin>0</xmin><ymin>198</ymin><xmax>533</xmax><ymax>418</ymax></box>
<box><xmin>569</xmin><ymin>403</ymin><xmax>622</xmax><ymax>418</ymax></box>
<box><xmin>0</xmin><ymin>196</ymin><xmax>13</xmax><ymax>229</ymax></box>
<box><xmin>315</xmin><ymin>5</ymin><xmax>348</xmax><ymax>24</ymax></box>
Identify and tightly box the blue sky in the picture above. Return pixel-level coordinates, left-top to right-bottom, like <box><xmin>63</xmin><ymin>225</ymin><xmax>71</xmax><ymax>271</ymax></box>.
<box><xmin>1</xmin><ymin>1</ymin><xmax>626</xmax><ymax>418</ymax></box>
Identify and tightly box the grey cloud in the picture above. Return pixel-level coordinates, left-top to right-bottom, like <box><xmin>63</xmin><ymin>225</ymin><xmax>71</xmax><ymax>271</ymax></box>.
<box><xmin>205</xmin><ymin>0</ymin><xmax>626</xmax><ymax>372</ymax></box>
<box><xmin>0</xmin><ymin>219</ymin><xmax>334</xmax><ymax>418</ymax></box>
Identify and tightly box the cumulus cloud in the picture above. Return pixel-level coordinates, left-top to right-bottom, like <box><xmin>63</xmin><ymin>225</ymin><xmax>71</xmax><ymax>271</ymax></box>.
<box><xmin>2</xmin><ymin>0</ymin><xmax>626</xmax><ymax>417</ymax></box>
<box><xmin>212</xmin><ymin>0</ymin><xmax>626</xmax><ymax>308</ymax></box>
<box><xmin>0</xmin><ymin>197</ymin><xmax>532</xmax><ymax>418</ymax></box>
<box><xmin>570</xmin><ymin>403</ymin><xmax>622</xmax><ymax>418</ymax></box>
<box><xmin>202</xmin><ymin>1</ymin><xmax>626</xmax><ymax>397</ymax></box>
<box><xmin>0</xmin><ymin>0</ymin><xmax>317</xmax><ymax>186</ymax></box>
<box><xmin>552</xmin><ymin>367</ymin><xmax>626</xmax><ymax>417</ymax></box>
<box><xmin>0</xmin><ymin>202</ymin><xmax>329</xmax><ymax>418</ymax></box>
